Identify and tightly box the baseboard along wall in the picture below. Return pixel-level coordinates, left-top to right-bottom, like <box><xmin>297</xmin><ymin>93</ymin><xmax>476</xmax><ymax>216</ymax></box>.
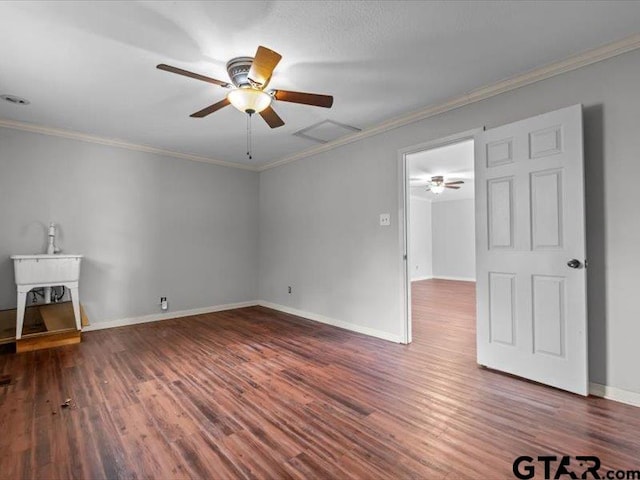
<box><xmin>257</xmin><ymin>301</ymin><xmax>404</xmax><ymax>343</ymax></box>
<box><xmin>431</xmin><ymin>275</ymin><xmax>476</xmax><ymax>282</ymax></box>
<box><xmin>82</xmin><ymin>301</ymin><xmax>258</xmax><ymax>331</ymax></box>
<box><xmin>589</xmin><ymin>382</ymin><xmax>640</xmax><ymax>408</ymax></box>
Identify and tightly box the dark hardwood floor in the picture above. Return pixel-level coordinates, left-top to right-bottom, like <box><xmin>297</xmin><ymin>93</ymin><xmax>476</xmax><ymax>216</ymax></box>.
<box><xmin>1</xmin><ymin>279</ymin><xmax>639</xmax><ymax>479</ymax></box>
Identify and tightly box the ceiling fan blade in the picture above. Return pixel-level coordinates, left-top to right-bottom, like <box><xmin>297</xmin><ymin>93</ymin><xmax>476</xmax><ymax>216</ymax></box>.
<box><xmin>248</xmin><ymin>46</ymin><xmax>282</xmax><ymax>87</ymax></box>
<box><xmin>445</xmin><ymin>181</ymin><xmax>465</xmax><ymax>185</ymax></box>
<box><xmin>260</xmin><ymin>106</ymin><xmax>285</xmax><ymax>128</ymax></box>
<box><xmin>446</xmin><ymin>185</ymin><xmax>461</xmax><ymax>189</ymax></box>
<box><xmin>273</xmin><ymin>90</ymin><xmax>334</xmax><ymax>108</ymax></box>
<box><xmin>190</xmin><ymin>98</ymin><xmax>230</xmax><ymax>118</ymax></box>
<box><xmin>157</xmin><ymin>64</ymin><xmax>231</xmax><ymax>88</ymax></box>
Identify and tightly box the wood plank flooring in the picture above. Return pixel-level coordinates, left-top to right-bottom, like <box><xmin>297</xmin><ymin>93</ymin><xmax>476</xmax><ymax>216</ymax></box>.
<box><xmin>1</xmin><ymin>279</ymin><xmax>639</xmax><ymax>479</ymax></box>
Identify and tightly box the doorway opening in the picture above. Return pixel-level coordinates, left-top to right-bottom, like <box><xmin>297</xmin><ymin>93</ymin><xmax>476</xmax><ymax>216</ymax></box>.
<box><xmin>399</xmin><ymin>106</ymin><xmax>588</xmax><ymax>395</ymax></box>
<box><xmin>400</xmin><ymin>130</ymin><xmax>480</xmax><ymax>344</ymax></box>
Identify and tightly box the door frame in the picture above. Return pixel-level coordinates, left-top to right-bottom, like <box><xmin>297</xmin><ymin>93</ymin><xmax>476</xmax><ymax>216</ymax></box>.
<box><xmin>398</xmin><ymin>128</ymin><xmax>483</xmax><ymax>344</ymax></box>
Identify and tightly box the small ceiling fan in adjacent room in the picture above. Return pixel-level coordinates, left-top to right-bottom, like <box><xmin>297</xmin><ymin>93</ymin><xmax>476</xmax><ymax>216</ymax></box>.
<box><xmin>422</xmin><ymin>176</ymin><xmax>464</xmax><ymax>195</ymax></box>
<box><xmin>157</xmin><ymin>45</ymin><xmax>333</xmax><ymax>128</ymax></box>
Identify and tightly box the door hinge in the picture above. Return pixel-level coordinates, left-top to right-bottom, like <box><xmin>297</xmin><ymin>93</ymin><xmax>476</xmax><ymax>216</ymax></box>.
<box><xmin>403</xmin><ymin>254</ymin><xmax>407</xmax><ymax>260</ymax></box>
<box><xmin>584</xmin><ymin>259</ymin><xmax>588</xmax><ymax>269</ymax></box>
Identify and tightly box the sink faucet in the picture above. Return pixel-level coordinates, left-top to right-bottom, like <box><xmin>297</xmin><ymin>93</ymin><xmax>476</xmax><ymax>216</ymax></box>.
<box><xmin>44</xmin><ymin>223</ymin><xmax>61</xmax><ymax>304</ymax></box>
<box><xmin>47</xmin><ymin>222</ymin><xmax>61</xmax><ymax>255</ymax></box>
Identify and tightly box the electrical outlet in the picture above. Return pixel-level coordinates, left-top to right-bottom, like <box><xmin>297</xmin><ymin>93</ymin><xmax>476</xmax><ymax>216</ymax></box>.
<box><xmin>379</xmin><ymin>213</ymin><xmax>391</xmax><ymax>226</ymax></box>
<box><xmin>160</xmin><ymin>297</ymin><xmax>168</xmax><ymax>311</ymax></box>
<box><xmin>288</xmin><ymin>286</ymin><xmax>292</xmax><ymax>294</ymax></box>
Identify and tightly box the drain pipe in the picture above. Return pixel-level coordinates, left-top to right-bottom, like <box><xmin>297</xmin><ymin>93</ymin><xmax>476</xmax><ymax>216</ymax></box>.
<box><xmin>44</xmin><ymin>222</ymin><xmax>59</xmax><ymax>304</ymax></box>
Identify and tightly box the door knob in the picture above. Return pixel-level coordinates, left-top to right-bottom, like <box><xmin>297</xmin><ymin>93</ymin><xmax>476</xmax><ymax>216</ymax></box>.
<box><xmin>567</xmin><ymin>259</ymin><xmax>582</xmax><ymax>269</ymax></box>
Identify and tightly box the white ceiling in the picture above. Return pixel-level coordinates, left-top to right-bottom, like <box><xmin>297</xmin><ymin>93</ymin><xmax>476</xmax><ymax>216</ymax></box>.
<box><xmin>409</xmin><ymin>139</ymin><xmax>474</xmax><ymax>202</ymax></box>
<box><xmin>1</xmin><ymin>1</ymin><xmax>640</xmax><ymax>169</ymax></box>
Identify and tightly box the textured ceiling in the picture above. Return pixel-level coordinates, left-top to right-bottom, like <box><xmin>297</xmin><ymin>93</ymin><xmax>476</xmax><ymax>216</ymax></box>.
<box><xmin>1</xmin><ymin>1</ymin><xmax>640</xmax><ymax>168</ymax></box>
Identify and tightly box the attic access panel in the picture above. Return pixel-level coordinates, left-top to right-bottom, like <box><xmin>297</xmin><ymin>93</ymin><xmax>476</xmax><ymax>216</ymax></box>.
<box><xmin>294</xmin><ymin>120</ymin><xmax>361</xmax><ymax>144</ymax></box>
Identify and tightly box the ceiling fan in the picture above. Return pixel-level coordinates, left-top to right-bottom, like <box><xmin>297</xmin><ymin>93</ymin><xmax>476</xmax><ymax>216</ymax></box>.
<box><xmin>157</xmin><ymin>46</ymin><xmax>334</xmax><ymax>129</ymax></box>
<box><xmin>423</xmin><ymin>176</ymin><xmax>464</xmax><ymax>195</ymax></box>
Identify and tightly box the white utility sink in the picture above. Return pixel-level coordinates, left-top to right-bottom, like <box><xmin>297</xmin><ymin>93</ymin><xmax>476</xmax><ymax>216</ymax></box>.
<box><xmin>10</xmin><ymin>254</ymin><xmax>83</xmax><ymax>340</ymax></box>
<box><xmin>11</xmin><ymin>254</ymin><xmax>83</xmax><ymax>285</ymax></box>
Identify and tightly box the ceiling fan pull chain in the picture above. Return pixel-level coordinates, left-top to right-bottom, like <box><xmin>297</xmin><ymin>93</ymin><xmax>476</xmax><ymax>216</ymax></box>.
<box><xmin>246</xmin><ymin>113</ymin><xmax>253</xmax><ymax>160</ymax></box>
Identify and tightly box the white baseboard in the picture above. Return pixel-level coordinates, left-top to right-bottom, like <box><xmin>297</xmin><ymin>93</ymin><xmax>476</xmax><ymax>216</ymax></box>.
<box><xmin>432</xmin><ymin>275</ymin><xmax>476</xmax><ymax>282</ymax></box>
<box><xmin>83</xmin><ymin>299</ymin><xmax>404</xmax><ymax>344</ymax></box>
<box><xmin>589</xmin><ymin>382</ymin><xmax>640</xmax><ymax>408</ymax></box>
<box><xmin>82</xmin><ymin>300</ymin><xmax>259</xmax><ymax>332</ymax></box>
<box><xmin>411</xmin><ymin>275</ymin><xmax>433</xmax><ymax>282</ymax></box>
<box><xmin>258</xmin><ymin>301</ymin><xmax>404</xmax><ymax>343</ymax></box>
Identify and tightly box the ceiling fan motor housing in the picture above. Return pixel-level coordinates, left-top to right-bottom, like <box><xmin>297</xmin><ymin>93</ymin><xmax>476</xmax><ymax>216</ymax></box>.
<box><xmin>226</xmin><ymin>57</ymin><xmax>254</xmax><ymax>88</ymax></box>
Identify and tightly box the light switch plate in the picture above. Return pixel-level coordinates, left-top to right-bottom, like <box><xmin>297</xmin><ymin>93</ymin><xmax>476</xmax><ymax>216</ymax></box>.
<box><xmin>379</xmin><ymin>213</ymin><xmax>391</xmax><ymax>226</ymax></box>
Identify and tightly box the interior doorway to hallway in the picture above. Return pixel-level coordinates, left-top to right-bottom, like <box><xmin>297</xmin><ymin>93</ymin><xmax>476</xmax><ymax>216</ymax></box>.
<box><xmin>400</xmin><ymin>131</ymin><xmax>478</xmax><ymax>344</ymax></box>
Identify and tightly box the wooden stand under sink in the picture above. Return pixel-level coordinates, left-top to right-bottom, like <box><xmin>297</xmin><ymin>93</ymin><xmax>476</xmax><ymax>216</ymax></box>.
<box><xmin>0</xmin><ymin>302</ymin><xmax>88</xmax><ymax>353</ymax></box>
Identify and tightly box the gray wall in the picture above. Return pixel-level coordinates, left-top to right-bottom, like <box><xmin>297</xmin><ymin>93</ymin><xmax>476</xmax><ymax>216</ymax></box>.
<box><xmin>432</xmin><ymin>199</ymin><xmax>475</xmax><ymax>280</ymax></box>
<box><xmin>0</xmin><ymin>128</ymin><xmax>259</xmax><ymax>324</ymax></box>
<box><xmin>409</xmin><ymin>196</ymin><xmax>432</xmax><ymax>280</ymax></box>
<box><xmin>259</xmin><ymin>144</ymin><xmax>403</xmax><ymax>337</ymax></box>
<box><xmin>259</xmin><ymin>48</ymin><xmax>640</xmax><ymax>395</ymax></box>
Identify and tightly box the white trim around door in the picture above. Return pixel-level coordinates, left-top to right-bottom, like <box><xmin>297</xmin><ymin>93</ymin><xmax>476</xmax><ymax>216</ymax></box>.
<box><xmin>397</xmin><ymin>128</ymin><xmax>483</xmax><ymax>344</ymax></box>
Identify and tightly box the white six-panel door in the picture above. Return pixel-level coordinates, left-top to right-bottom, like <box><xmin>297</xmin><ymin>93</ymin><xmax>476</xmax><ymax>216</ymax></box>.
<box><xmin>475</xmin><ymin>104</ymin><xmax>588</xmax><ymax>395</ymax></box>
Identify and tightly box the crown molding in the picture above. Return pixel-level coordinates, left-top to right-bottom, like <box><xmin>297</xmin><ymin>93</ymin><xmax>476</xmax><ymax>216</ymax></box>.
<box><xmin>1</xmin><ymin>34</ymin><xmax>639</xmax><ymax>173</ymax></box>
<box><xmin>259</xmin><ymin>33</ymin><xmax>640</xmax><ymax>171</ymax></box>
<box><xmin>0</xmin><ymin>118</ymin><xmax>258</xmax><ymax>171</ymax></box>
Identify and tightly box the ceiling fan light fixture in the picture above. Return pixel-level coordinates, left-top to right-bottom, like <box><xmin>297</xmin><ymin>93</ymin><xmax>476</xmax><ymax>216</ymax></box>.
<box><xmin>430</xmin><ymin>183</ymin><xmax>445</xmax><ymax>195</ymax></box>
<box><xmin>227</xmin><ymin>88</ymin><xmax>272</xmax><ymax>114</ymax></box>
